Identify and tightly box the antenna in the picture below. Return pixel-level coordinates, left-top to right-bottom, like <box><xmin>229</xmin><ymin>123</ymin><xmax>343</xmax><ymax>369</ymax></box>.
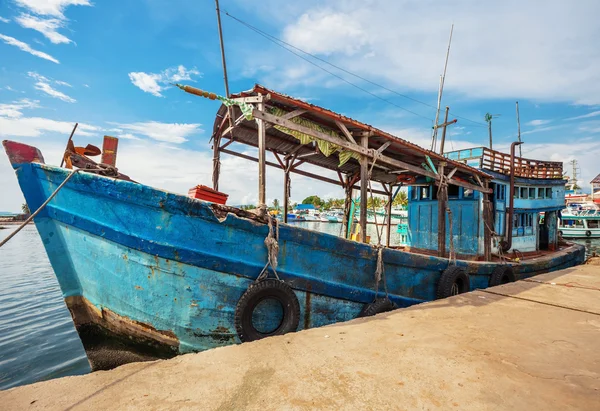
<box><xmin>484</xmin><ymin>113</ymin><xmax>501</xmax><ymax>149</ymax></box>
<box><xmin>430</xmin><ymin>24</ymin><xmax>454</xmax><ymax>152</ymax></box>
<box><xmin>515</xmin><ymin>101</ymin><xmax>522</xmax><ymax>157</ymax></box>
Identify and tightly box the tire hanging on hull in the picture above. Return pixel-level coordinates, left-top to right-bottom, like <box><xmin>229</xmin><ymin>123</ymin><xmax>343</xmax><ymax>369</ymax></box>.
<box><xmin>234</xmin><ymin>279</ymin><xmax>300</xmax><ymax>343</ymax></box>
<box><xmin>436</xmin><ymin>266</ymin><xmax>470</xmax><ymax>299</ymax></box>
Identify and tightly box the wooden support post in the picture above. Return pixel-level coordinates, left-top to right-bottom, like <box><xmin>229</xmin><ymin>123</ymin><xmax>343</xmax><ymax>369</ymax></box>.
<box><xmin>437</xmin><ymin>162</ymin><xmax>447</xmax><ymax>257</ymax></box>
<box><xmin>342</xmin><ymin>176</ymin><xmax>353</xmax><ymax>239</ymax></box>
<box><xmin>386</xmin><ymin>184</ymin><xmax>393</xmax><ymax>247</ymax></box>
<box><xmin>257</xmin><ymin>94</ymin><xmax>266</xmax><ymax>208</ymax></box>
<box><xmin>360</xmin><ymin>135</ymin><xmax>369</xmax><ymax>243</ymax></box>
<box><xmin>439</xmin><ymin>106</ymin><xmax>450</xmax><ymax>154</ymax></box>
<box><xmin>483</xmin><ymin>181</ymin><xmax>492</xmax><ymax>261</ymax></box>
<box><xmin>283</xmin><ymin>158</ymin><xmax>291</xmax><ymax>223</ymax></box>
<box><xmin>212</xmin><ymin>133</ymin><xmax>221</xmax><ymax>191</ymax></box>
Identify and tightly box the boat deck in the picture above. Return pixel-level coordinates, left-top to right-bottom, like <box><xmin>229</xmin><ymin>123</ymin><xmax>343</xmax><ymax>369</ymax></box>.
<box><xmin>2</xmin><ymin>260</ymin><xmax>599</xmax><ymax>410</ymax></box>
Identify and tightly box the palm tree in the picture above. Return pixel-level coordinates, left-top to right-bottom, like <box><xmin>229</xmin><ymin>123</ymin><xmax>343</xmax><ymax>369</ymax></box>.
<box><xmin>21</xmin><ymin>203</ymin><xmax>30</xmax><ymax>215</ymax></box>
<box><xmin>272</xmin><ymin>199</ymin><xmax>279</xmax><ymax>210</ymax></box>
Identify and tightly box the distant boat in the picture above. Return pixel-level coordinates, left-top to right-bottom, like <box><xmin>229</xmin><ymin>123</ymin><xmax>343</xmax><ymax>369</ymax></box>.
<box><xmin>559</xmin><ymin>203</ymin><xmax>600</xmax><ymax>238</ymax></box>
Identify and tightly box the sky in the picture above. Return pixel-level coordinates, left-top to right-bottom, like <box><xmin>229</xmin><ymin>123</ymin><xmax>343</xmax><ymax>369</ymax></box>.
<box><xmin>1</xmin><ymin>0</ymin><xmax>600</xmax><ymax>212</ymax></box>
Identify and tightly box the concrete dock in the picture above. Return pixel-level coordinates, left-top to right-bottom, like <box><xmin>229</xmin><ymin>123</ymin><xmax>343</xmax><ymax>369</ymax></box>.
<box><xmin>2</xmin><ymin>262</ymin><xmax>600</xmax><ymax>410</ymax></box>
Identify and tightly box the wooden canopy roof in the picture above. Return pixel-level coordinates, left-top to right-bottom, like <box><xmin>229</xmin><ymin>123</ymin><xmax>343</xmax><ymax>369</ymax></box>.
<box><xmin>212</xmin><ymin>84</ymin><xmax>492</xmax><ymax>194</ymax></box>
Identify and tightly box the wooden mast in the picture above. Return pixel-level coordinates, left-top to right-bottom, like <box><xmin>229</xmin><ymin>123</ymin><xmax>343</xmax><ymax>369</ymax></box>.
<box><xmin>437</xmin><ymin>162</ymin><xmax>447</xmax><ymax>257</ymax></box>
<box><xmin>359</xmin><ymin>135</ymin><xmax>369</xmax><ymax>243</ymax></box>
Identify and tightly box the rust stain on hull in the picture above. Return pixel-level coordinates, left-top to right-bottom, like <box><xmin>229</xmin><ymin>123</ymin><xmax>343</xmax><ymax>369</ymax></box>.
<box><xmin>65</xmin><ymin>295</ymin><xmax>179</xmax><ymax>349</ymax></box>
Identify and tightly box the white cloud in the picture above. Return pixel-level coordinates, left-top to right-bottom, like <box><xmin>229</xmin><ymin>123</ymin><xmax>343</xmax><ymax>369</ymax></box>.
<box><xmin>0</xmin><ymin>98</ymin><xmax>39</xmax><ymax>118</ymax></box>
<box><xmin>254</xmin><ymin>0</ymin><xmax>600</xmax><ymax>105</ymax></box>
<box><xmin>114</xmin><ymin>121</ymin><xmax>203</xmax><ymax>144</ymax></box>
<box><xmin>28</xmin><ymin>72</ymin><xmax>76</xmax><ymax>103</ymax></box>
<box><xmin>128</xmin><ymin>65</ymin><xmax>201</xmax><ymax>97</ymax></box>
<box><xmin>55</xmin><ymin>80</ymin><xmax>71</xmax><ymax>87</ymax></box>
<box><xmin>0</xmin><ymin>116</ymin><xmax>97</xmax><ymax>137</ymax></box>
<box><xmin>565</xmin><ymin>110</ymin><xmax>600</xmax><ymax>121</ymax></box>
<box><xmin>0</xmin><ymin>16</ymin><xmax>10</xmax><ymax>23</ymax></box>
<box><xmin>0</xmin><ymin>34</ymin><xmax>59</xmax><ymax>63</ymax></box>
<box><xmin>128</xmin><ymin>72</ymin><xmax>163</xmax><ymax>97</ymax></box>
<box><xmin>83</xmin><ymin>83</ymin><xmax>89</xmax><ymax>88</ymax></box>
<box><xmin>14</xmin><ymin>0</ymin><xmax>91</xmax><ymax>18</ymax></box>
<box><xmin>15</xmin><ymin>14</ymin><xmax>73</xmax><ymax>44</ymax></box>
<box><xmin>526</xmin><ymin>119</ymin><xmax>552</xmax><ymax>126</ymax></box>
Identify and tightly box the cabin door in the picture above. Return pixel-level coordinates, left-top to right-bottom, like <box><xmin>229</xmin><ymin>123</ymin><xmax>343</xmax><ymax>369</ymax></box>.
<box><xmin>491</xmin><ymin>183</ymin><xmax>506</xmax><ymax>236</ymax></box>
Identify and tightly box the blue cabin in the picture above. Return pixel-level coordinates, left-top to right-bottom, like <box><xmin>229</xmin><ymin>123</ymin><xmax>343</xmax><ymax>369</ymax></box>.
<box><xmin>406</xmin><ymin>146</ymin><xmax>565</xmax><ymax>259</ymax></box>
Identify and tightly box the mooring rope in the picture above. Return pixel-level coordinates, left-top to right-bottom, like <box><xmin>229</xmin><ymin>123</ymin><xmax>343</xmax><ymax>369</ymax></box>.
<box><xmin>0</xmin><ymin>168</ymin><xmax>89</xmax><ymax>249</ymax></box>
<box><xmin>256</xmin><ymin>215</ymin><xmax>281</xmax><ymax>281</ymax></box>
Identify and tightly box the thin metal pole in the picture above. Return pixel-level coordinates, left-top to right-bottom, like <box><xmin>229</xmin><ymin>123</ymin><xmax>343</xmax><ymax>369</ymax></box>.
<box><xmin>488</xmin><ymin>119</ymin><xmax>493</xmax><ymax>149</ymax></box>
<box><xmin>360</xmin><ymin>136</ymin><xmax>369</xmax><ymax>243</ymax></box>
<box><xmin>257</xmin><ymin>94</ymin><xmax>266</xmax><ymax>208</ymax></box>
<box><xmin>60</xmin><ymin>123</ymin><xmax>78</xmax><ymax>167</ymax></box>
<box><xmin>515</xmin><ymin>101</ymin><xmax>522</xmax><ymax>157</ymax></box>
<box><xmin>215</xmin><ymin>0</ymin><xmax>230</xmax><ymax>98</ymax></box>
<box><xmin>430</xmin><ymin>24</ymin><xmax>454</xmax><ymax>151</ymax></box>
<box><xmin>439</xmin><ymin>106</ymin><xmax>450</xmax><ymax>154</ymax></box>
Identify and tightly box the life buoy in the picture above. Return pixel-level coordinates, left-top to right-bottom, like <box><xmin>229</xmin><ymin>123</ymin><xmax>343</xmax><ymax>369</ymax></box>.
<box><xmin>234</xmin><ymin>279</ymin><xmax>300</xmax><ymax>342</ymax></box>
<box><xmin>586</xmin><ymin>230</ymin><xmax>592</xmax><ymax>237</ymax></box>
<box><xmin>436</xmin><ymin>266</ymin><xmax>470</xmax><ymax>299</ymax></box>
<box><xmin>357</xmin><ymin>297</ymin><xmax>397</xmax><ymax>317</ymax></box>
<box><xmin>396</xmin><ymin>174</ymin><xmax>416</xmax><ymax>184</ymax></box>
<box><xmin>488</xmin><ymin>266</ymin><xmax>515</xmax><ymax>287</ymax></box>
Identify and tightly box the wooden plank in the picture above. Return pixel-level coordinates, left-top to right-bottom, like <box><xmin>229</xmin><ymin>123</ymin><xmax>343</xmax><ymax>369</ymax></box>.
<box><xmin>335</xmin><ymin>120</ymin><xmax>356</xmax><ymax>144</ymax></box>
<box><xmin>360</xmin><ymin>135</ymin><xmax>369</xmax><ymax>243</ymax></box>
<box><xmin>437</xmin><ymin>163</ymin><xmax>447</xmax><ymax>258</ymax></box>
<box><xmin>257</xmin><ymin>98</ymin><xmax>266</xmax><ymax>207</ymax></box>
<box><xmin>266</xmin><ymin>109</ymin><xmax>307</xmax><ymax>131</ymax></box>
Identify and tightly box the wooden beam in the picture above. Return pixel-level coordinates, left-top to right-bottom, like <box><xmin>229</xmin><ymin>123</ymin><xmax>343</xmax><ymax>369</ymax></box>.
<box><xmin>257</xmin><ymin>97</ymin><xmax>266</xmax><ymax>207</ymax></box>
<box><xmin>335</xmin><ymin>120</ymin><xmax>356</xmax><ymax>144</ymax></box>
<box><xmin>386</xmin><ymin>184</ymin><xmax>392</xmax><ymax>247</ymax></box>
<box><xmin>252</xmin><ymin>109</ymin><xmax>492</xmax><ymax>194</ymax></box>
<box><xmin>283</xmin><ymin>157</ymin><xmax>290</xmax><ymax>223</ymax></box>
<box><xmin>360</xmin><ymin>135</ymin><xmax>369</xmax><ymax>243</ymax></box>
<box><xmin>266</xmin><ymin>109</ymin><xmax>307</xmax><ymax>131</ymax></box>
<box><xmin>437</xmin><ymin>163</ymin><xmax>447</xmax><ymax>258</ymax></box>
<box><xmin>232</xmin><ymin>95</ymin><xmax>270</xmax><ymax>103</ymax></box>
<box><xmin>483</xmin><ymin>181</ymin><xmax>492</xmax><ymax>261</ymax></box>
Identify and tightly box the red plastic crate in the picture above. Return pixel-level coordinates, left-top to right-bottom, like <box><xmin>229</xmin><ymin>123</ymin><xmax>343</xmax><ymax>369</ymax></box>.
<box><xmin>188</xmin><ymin>185</ymin><xmax>228</xmax><ymax>205</ymax></box>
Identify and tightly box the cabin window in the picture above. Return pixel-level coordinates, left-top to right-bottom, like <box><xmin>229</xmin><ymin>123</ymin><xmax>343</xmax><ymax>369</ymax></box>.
<box><xmin>448</xmin><ymin>184</ymin><xmax>459</xmax><ymax>199</ymax></box>
<box><xmin>546</xmin><ymin>187</ymin><xmax>552</xmax><ymax>198</ymax></box>
<box><xmin>520</xmin><ymin>187</ymin><xmax>528</xmax><ymax>199</ymax></box>
<box><xmin>420</xmin><ymin>186</ymin><xmax>430</xmax><ymax>200</ymax></box>
<box><xmin>411</xmin><ymin>187</ymin><xmax>418</xmax><ymax>200</ymax></box>
<box><xmin>588</xmin><ymin>220</ymin><xmax>599</xmax><ymax>229</ymax></box>
<box><xmin>496</xmin><ymin>184</ymin><xmax>505</xmax><ymax>201</ymax></box>
<box><xmin>463</xmin><ymin>188</ymin><xmax>473</xmax><ymax>198</ymax></box>
<box><xmin>514</xmin><ymin>186</ymin><xmax>520</xmax><ymax>199</ymax></box>
<box><xmin>529</xmin><ymin>188</ymin><xmax>536</xmax><ymax>198</ymax></box>
<box><xmin>537</xmin><ymin>188</ymin><xmax>545</xmax><ymax>199</ymax></box>
<box><xmin>562</xmin><ymin>219</ymin><xmax>584</xmax><ymax>227</ymax></box>
<box><xmin>513</xmin><ymin>213</ymin><xmax>534</xmax><ymax>237</ymax></box>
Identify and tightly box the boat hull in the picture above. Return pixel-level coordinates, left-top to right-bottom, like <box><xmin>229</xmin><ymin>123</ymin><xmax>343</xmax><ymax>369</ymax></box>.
<box><xmin>4</xmin><ymin>142</ymin><xmax>586</xmax><ymax>360</ymax></box>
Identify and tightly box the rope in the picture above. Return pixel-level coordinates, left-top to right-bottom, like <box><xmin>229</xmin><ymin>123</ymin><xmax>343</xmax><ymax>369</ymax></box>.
<box><xmin>447</xmin><ymin>207</ymin><xmax>456</xmax><ymax>266</ymax></box>
<box><xmin>256</xmin><ymin>215</ymin><xmax>281</xmax><ymax>281</ymax></box>
<box><xmin>0</xmin><ymin>169</ymin><xmax>87</xmax><ymax>248</ymax></box>
<box><xmin>373</xmin><ymin>245</ymin><xmax>389</xmax><ymax>300</ymax></box>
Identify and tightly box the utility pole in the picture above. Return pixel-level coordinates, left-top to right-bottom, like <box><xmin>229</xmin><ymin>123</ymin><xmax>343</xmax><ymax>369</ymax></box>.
<box><xmin>484</xmin><ymin>113</ymin><xmax>500</xmax><ymax>149</ymax></box>
<box><xmin>436</xmin><ymin>106</ymin><xmax>457</xmax><ymax>154</ymax></box>
<box><xmin>516</xmin><ymin>101</ymin><xmax>522</xmax><ymax>157</ymax></box>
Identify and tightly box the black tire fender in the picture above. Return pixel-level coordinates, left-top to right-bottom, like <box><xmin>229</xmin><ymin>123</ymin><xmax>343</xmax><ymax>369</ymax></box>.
<box><xmin>436</xmin><ymin>266</ymin><xmax>470</xmax><ymax>299</ymax></box>
<box><xmin>357</xmin><ymin>297</ymin><xmax>397</xmax><ymax>318</ymax></box>
<box><xmin>586</xmin><ymin>230</ymin><xmax>592</xmax><ymax>237</ymax></box>
<box><xmin>488</xmin><ymin>265</ymin><xmax>516</xmax><ymax>287</ymax></box>
<box><xmin>234</xmin><ymin>279</ymin><xmax>300</xmax><ymax>343</ymax></box>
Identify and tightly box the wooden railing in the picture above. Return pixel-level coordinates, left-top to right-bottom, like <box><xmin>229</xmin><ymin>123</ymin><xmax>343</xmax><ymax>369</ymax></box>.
<box><xmin>481</xmin><ymin>148</ymin><xmax>563</xmax><ymax>179</ymax></box>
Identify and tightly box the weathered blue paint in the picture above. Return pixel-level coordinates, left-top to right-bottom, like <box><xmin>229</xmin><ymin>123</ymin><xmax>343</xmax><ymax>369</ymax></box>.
<box><xmin>408</xmin><ymin>186</ymin><xmax>481</xmax><ymax>255</ymax></box>
<box><xmin>7</xmin><ymin>153</ymin><xmax>586</xmax><ymax>353</ymax></box>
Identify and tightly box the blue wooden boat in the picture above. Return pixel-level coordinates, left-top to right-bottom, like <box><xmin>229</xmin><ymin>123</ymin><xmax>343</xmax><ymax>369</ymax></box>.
<box><xmin>3</xmin><ymin>85</ymin><xmax>585</xmax><ymax>365</ymax></box>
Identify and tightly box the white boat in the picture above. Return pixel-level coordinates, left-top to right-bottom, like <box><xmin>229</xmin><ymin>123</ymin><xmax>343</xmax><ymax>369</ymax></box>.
<box><xmin>559</xmin><ymin>204</ymin><xmax>600</xmax><ymax>238</ymax></box>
